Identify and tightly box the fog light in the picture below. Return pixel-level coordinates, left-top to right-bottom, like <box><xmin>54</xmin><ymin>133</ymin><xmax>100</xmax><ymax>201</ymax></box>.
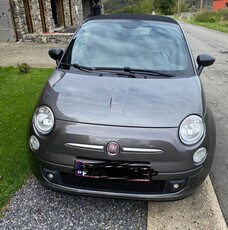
<box><xmin>173</xmin><ymin>183</ymin><xmax>180</xmax><ymax>189</ymax></box>
<box><xmin>29</xmin><ymin>135</ymin><xmax>40</xmax><ymax>151</ymax></box>
<box><xmin>42</xmin><ymin>168</ymin><xmax>61</xmax><ymax>184</ymax></box>
<box><xmin>47</xmin><ymin>173</ymin><xmax>54</xmax><ymax>180</ymax></box>
<box><xmin>193</xmin><ymin>147</ymin><xmax>207</xmax><ymax>164</ymax></box>
<box><xmin>167</xmin><ymin>179</ymin><xmax>187</xmax><ymax>193</ymax></box>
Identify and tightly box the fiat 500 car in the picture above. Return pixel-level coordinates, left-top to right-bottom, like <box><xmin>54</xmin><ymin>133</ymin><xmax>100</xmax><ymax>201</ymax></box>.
<box><xmin>29</xmin><ymin>14</ymin><xmax>216</xmax><ymax>200</ymax></box>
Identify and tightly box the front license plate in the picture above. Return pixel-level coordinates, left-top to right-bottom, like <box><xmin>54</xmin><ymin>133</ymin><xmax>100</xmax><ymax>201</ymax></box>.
<box><xmin>74</xmin><ymin>159</ymin><xmax>107</xmax><ymax>178</ymax></box>
<box><xmin>75</xmin><ymin>161</ymin><xmax>85</xmax><ymax>176</ymax></box>
<box><xmin>74</xmin><ymin>159</ymin><xmax>158</xmax><ymax>181</ymax></box>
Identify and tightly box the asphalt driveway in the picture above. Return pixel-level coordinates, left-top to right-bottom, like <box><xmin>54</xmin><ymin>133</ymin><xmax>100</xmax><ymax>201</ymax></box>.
<box><xmin>180</xmin><ymin>21</ymin><xmax>228</xmax><ymax>225</ymax></box>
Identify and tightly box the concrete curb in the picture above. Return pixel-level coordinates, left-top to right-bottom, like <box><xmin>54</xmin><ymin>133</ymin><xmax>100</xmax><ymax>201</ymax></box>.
<box><xmin>148</xmin><ymin>176</ymin><xmax>227</xmax><ymax>230</ymax></box>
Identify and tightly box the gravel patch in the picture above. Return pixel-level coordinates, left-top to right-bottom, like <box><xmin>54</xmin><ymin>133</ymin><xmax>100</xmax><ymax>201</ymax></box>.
<box><xmin>0</xmin><ymin>176</ymin><xmax>147</xmax><ymax>230</ymax></box>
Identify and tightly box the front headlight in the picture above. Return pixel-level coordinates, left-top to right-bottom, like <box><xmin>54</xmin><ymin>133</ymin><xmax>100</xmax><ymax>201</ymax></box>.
<box><xmin>33</xmin><ymin>106</ymin><xmax>54</xmax><ymax>135</ymax></box>
<box><xmin>179</xmin><ymin>115</ymin><xmax>205</xmax><ymax>145</ymax></box>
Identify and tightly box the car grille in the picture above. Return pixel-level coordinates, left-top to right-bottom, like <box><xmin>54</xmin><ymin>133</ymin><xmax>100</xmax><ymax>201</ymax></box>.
<box><xmin>61</xmin><ymin>172</ymin><xmax>166</xmax><ymax>194</ymax></box>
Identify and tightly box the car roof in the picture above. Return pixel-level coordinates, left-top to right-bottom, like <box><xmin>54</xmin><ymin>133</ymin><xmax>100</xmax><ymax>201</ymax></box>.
<box><xmin>86</xmin><ymin>14</ymin><xmax>178</xmax><ymax>25</ymax></box>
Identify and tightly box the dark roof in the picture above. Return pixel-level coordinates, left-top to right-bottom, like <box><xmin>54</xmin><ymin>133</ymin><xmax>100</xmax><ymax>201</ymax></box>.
<box><xmin>86</xmin><ymin>14</ymin><xmax>178</xmax><ymax>25</ymax></box>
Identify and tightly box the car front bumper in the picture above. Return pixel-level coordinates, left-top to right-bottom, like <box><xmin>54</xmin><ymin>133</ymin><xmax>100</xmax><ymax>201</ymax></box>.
<box><xmin>29</xmin><ymin>153</ymin><xmax>212</xmax><ymax>201</ymax></box>
<box><xmin>28</xmin><ymin>118</ymin><xmax>215</xmax><ymax>201</ymax></box>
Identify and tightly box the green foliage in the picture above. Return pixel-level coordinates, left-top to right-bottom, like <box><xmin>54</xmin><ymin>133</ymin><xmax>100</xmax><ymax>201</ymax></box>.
<box><xmin>0</xmin><ymin>67</ymin><xmax>53</xmax><ymax>212</ymax></box>
<box><xmin>152</xmin><ymin>0</ymin><xmax>176</xmax><ymax>15</ymax></box>
<box><xmin>186</xmin><ymin>0</ymin><xmax>213</xmax><ymax>9</ymax></box>
<box><xmin>193</xmin><ymin>9</ymin><xmax>228</xmax><ymax>23</ymax></box>
<box><xmin>104</xmin><ymin>0</ymin><xmax>144</xmax><ymax>13</ymax></box>
<box><xmin>194</xmin><ymin>11</ymin><xmax>216</xmax><ymax>23</ymax></box>
<box><xmin>173</xmin><ymin>1</ymin><xmax>190</xmax><ymax>14</ymax></box>
<box><xmin>183</xmin><ymin>9</ymin><xmax>228</xmax><ymax>33</ymax></box>
<box><xmin>17</xmin><ymin>63</ymin><xmax>31</xmax><ymax>74</ymax></box>
<box><xmin>111</xmin><ymin>0</ymin><xmax>153</xmax><ymax>14</ymax></box>
<box><xmin>104</xmin><ymin>0</ymin><xmax>214</xmax><ymax>15</ymax></box>
<box><xmin>187</xmin><ymin>20</ymin><xmax>228</xmax><ymax>33</ymax></box>
<box><xmin>108</xmin><ymin>0</ymin><xmax>177</xmax><ymax>15</ymax></box>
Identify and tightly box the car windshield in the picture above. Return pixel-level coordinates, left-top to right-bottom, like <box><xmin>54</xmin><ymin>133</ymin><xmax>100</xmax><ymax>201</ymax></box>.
<box><xmin>61</xmin><ymin>19</ymin><xmax>194</xmax><ymax>76</ymax></box>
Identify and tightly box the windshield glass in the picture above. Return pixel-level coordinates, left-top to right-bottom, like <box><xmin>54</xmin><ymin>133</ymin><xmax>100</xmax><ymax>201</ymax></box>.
<box><xmin>61</xmin><ymin>19</ymin><xmax>194</xmax><ymax>76</ymax></box>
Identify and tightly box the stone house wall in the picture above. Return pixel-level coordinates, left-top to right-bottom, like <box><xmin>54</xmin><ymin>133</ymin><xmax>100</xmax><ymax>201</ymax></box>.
<box><xmin>10</xmin><ymin>0</ymin><xmax>102</xmax><ymax>41</ymax></box>
<box><xmin>71</xmin><ymin>0</ymin><xmax>84</xmax><ymax>26</ymax></box>
<box><xmin>29</xmin><ymin>0</ymin><xmax>43</xmax><ymax>33</ymax></box>
<box><xmin>43</xmin><ymin>0</ymin><xmax>54</xmax><ymax>32</ymax></box>
<box><xmin>11</xmin><ymin>0</ymin><xmax>28</xmax><ymax>38</ymax></box>
<box><xmin>63</xmin><ymin>0</ymin><xmax>71</xmax><ymax>27</ymax></box>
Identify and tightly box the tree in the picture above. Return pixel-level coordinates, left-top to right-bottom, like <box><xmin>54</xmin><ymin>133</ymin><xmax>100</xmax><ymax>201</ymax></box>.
<box><xmin>152</xmin><ymin>0</ymin><xmax>176</xmax><ymax>15</ymax></box>
<box><xmin>103</xmin><ymin>0</ymin><xmax>144</xmax><ymax>13</ymax></box>
<box><xmin>186</xmin><ymin>0</ymin><xmax>213</xmax><ymax>9</ymax></box>
<box><xmin>104</xmin><ymin>0</ymin><xmax>153</xmax><ymax>15</ymax></box>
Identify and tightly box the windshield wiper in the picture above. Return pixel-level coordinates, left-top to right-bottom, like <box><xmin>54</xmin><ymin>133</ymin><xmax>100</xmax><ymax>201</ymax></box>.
<box><xmin>93</xmin><ymin>67</ymin><xmax>136</xmax><ymax>78</ymax></box>
<box><xmin>60</xmin><ymin>63</ymin><xmax>94</xmax><ymax>72</ymax></box>
<box><xmin>60</xmin><ymin>63</ymin><xmax>135</xmax><ymax>77</ymax></box>
<box><xmin>123</xmin><ymin>67</ymin><xmax>175</xmax><ymax>77</ymax></box>
<box><xmin>95</xmin><ymin>67</ymin><xmax>174</xmax><ymax>77</ymax></box>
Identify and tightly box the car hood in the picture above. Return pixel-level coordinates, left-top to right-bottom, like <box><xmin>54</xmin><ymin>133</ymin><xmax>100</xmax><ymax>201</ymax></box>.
<box><xmin>41</xmin><ymin>70</ymin><xmax>205</xmax><ymax>128</ymax></box>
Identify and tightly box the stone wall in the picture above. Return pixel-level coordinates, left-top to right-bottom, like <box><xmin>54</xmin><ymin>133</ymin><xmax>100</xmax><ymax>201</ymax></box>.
<box><xmin>43</xmin><ymin>0</ymin><xmax>54</xmax><ymax>32</ymax></box>
<box><xmin>11</xmin><ymin>0</ymin><xmax>103</xmax><ymax>41</ymax></box>
<box><xmin>63</xmin><ymin>0</ymin><xmax>72</xmax><ymax>27</ymax></box>
<box><xmin>28</xmin><ymin>0</ymin><xmax>43</xmax><ymax>33</ymax></box>
<box><xmin>63</xmin><ymin>0</ymin><xmax>71</xmax><ymax>27</ymax></box>
<box><xmin>11</xmin><ymin>0</ymin><xmax>28</xmax><ymax>38</ymax></box>
<box><xmin>56</xmin><ymin>0</ymin><xmax>64</xmax><ymax>27</ymax></box>
<box><xmin>71</xmin><ymin>0</ymin><xmax>84</xmax><ymax>27</ymax></box>
<box><xmin>22</xmin><ymin>32</ymin><xmax>73</xmax><ymax>44</ymax></box>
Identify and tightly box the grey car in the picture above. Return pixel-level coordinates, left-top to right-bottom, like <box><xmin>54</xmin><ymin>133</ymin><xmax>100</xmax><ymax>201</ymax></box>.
<box><xmin>29</xmin><ymin>14</ymin><xmax>216</xmax><ymax>200</ymax></box>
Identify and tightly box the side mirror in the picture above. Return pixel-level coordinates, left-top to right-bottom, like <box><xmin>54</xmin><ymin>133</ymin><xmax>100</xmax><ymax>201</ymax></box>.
<box><xmin>197</xmin><ymin>54</ymin><xmax>215</xmax><ymax>76</ymax></box>
<box><xmin>48</xmin><ymin>48</ymin><xmax>64</xmax><ymax>65</ymax></box>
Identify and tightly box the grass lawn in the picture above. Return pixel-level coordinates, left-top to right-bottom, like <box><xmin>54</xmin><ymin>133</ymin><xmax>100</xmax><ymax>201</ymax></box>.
<box><xmin>186</xmin><ymin>20</ymin><xmax>228</xmax><ymax>33</ymax></box>
<box><xmin>0</xmin><ymin>66</ymin><xmax>53</xmax><ymax>212</ymax></box>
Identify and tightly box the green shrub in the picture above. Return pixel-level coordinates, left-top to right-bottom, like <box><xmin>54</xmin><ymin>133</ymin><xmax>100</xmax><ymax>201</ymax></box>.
<box><xmin>194</xmin><ymin>11</ymin><xmax>216</xmax><ymax>23</ymax></box>
<box><xmin>17</xmin><ymin>63</ymin><xmax>31</xmax><ymax>74</ymax></box>
<box><xmin>111</xmin><ymin>0</ymin><xmax>152</xmax><ymax>14</ymax></box>
<box><xmin>193</xmin><ymin>9</ymin><xmax>228</xmax><ymax>23</ymax></box>
<box><xmin>216</xmin><ymin>9</ymin><xmax>228</xmax><ymax>22</ymax></box>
